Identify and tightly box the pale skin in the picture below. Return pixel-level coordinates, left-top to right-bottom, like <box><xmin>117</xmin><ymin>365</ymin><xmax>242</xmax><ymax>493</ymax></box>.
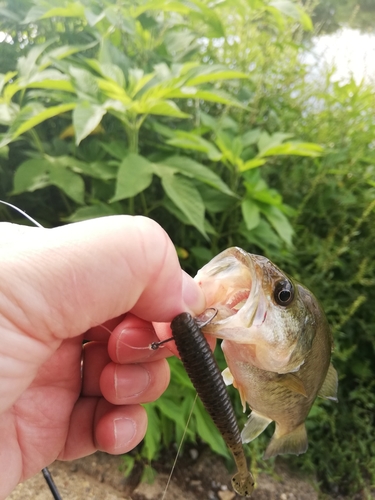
<box><xmin>0</xmin><ymin>215</ymin><xmax>207</xmax><ymax>499</ymax></box>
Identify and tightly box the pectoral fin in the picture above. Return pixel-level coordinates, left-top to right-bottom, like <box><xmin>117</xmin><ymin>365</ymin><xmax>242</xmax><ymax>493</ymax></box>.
<box><xmin>318</xmin><ymin>363</ymin><xmax>338</xmax><ymax>402</ymax></box>
<box><xmin>263</xmin><ymin>423</ymin><xmax>308</xmax><ymax>459</ymax></box>
<box><xmin>241</xmin><ymin>410</ymin><xmax>272</xmax><ymax>443</ymax></box>
<box><xmin>276</xmin><ymin>373</ymin><xmax>308</xmax><ymax>397</ymax></box>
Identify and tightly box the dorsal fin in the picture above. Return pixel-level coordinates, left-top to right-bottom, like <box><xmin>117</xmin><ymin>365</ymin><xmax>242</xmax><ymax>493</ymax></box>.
<box><xmin>318</xmin><ymin>363</ymin><xmax>338</xmax><ymax>402</ymax></box>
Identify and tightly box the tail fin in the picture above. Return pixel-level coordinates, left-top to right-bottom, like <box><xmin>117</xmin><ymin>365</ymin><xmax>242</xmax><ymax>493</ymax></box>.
<box><xmin>263</xmin><ymin>423</ymin><xmax>308</xmax><ymax>459</ymax></box>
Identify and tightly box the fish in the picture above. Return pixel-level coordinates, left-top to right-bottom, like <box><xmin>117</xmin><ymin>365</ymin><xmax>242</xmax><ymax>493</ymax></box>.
<box><xmin>194</xmin><ymin>247</ymin><xmax>338</xmax><ymax>460</ymax></box>
<box><xmin>170</xmin><ymin>312</ymin><xmax>254</xmax><ymax>497</ymax></box>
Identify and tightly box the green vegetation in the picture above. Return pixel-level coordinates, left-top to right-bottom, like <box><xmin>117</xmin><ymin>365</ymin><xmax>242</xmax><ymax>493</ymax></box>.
<box><xmin>0</xmin><ymin>0</ymin><xmax>374</xmax><ymax>496</ymax></box>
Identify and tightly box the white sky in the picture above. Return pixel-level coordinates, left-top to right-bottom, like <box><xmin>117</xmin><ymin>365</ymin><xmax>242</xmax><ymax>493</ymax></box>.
<box><xmin>311</xmin><ymin>27</ymin><xmax>375</xmax><ymax>84</ymax></box>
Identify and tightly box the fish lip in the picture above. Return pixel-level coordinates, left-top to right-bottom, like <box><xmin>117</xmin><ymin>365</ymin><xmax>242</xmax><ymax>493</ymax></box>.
<box><xmin>195</xmin><ymin>248</ymin><xmax>263</xmax><ymax>338</ymax></box>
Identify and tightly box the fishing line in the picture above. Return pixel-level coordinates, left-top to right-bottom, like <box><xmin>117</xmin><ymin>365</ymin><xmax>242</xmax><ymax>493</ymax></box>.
<box><xmin>1</xmin><ymin>200</ymin><xmax>62</xmax><ymax>499</ymax></box>
<box><xmin>161</xmin><ymin>393</ymin><xmax>198</xmax><ymax>500</ymax></box>
<box><xmin>0</xmin><ymin>200</ymin><xmax>44</xmax><ymax>228</ymax></box>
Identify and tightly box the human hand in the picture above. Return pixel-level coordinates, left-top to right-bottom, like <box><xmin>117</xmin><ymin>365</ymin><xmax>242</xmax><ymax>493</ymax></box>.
<box><xmin>0</xmin><ymin>215</ymin><xmax>205</xmax><ymax>498</ymax></box>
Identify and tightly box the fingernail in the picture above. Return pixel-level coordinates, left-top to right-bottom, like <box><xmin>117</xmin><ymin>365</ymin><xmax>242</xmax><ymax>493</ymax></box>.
<box><xmin>115</xmin><ymin>364</ymin><xmax>151</xmax><ymax>400</ymax></box>
<box><xmin>113</xmin><ymin>417</ymin><xmax>136</xmax><ymax>450</ymax></box>
<box><xmin>182</xmin><ymin>271</ymin><xmax>206</xmax><ymax>314</ymax></box>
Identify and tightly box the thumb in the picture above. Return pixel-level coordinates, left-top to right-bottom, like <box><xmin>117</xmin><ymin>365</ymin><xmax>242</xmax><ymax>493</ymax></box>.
<box><xmin>0</xmin><ymin>215</ymin><xmax>205</xmax><ymax>345</ymax></box>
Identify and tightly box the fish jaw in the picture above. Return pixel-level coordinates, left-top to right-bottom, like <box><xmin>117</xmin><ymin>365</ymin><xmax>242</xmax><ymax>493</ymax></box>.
<box><xmin>195</xmin><ymin>247</ymin><xmax>305</xmax><ymax>373</ymax></box>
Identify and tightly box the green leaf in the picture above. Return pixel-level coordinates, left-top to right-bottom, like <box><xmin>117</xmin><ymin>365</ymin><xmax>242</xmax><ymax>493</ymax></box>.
<box><xmin>166</xmin><ymin>132</ymin><xmax>222</xmax><ymax>161</ymax></box>
<box><xmin>143</xmin><ymin>404</ymin><xmax>161</xmax><ymax>461</ymax></box>
<box><xmin>100</xmin><ymin>140</ymin><xmax>128</xmax><ymax>160</ymax></box>
<box><xmin>49</xmin><ymin>167</ymin><xmax>85</xmax><ymax>204</ymax></box>
<box><xmin>139</xmin><ymin>100</ymin><xmax>190</xmax><ymax>118</ymax></box>
<box><xmin>0</xmin><ymin>71</ymin><xmax>18</xmax><ymax>94</ymax></box>
<box><xmin>17</xmin><ymin>39</ymin><xmax>57</xmax><ymax>78</ymax></box>
<box><xmin>111</xmin><ymin>154</ymin><xmax>153</xmax><ymax>202</ymax></box>
<box><xmin>257</xmin><ymin>131</ymin><xmax>294</xmax><ymax>155</ymax></box>
<box><xmin>269</xmin><ymin>0</ymin><xmax>313</xmax><ymax>30</ymax></box>
<box><xmin>258</xmin><ymin>141</ymin><xmax>324</xmax><ymax>158</ymax></box>
<box><xmin>238</xmin><ymin>158</ymin><xmax>267</xmax><ymax>171</ymax></box>
<box><xmin>167</xmin><ymin>88</ymin><xmax>246</xmax><ymax>108</ymax></box>
<box><xmin>241</xmin><ymin>199</ymin><xmax>260</xmax><ymax>231</ymax></box>
<box><xmin>65</xmin><ymin>203</ymin><xmax>118</xmax><ymax>222</ymax></box>
<box><xmin>73</xmin><ymin>102</ymin><xmax>106</xmax><ymax>145</ymax></box>
<box><xmin>185</xmin><ymin>67</ymin><xmax>249</xmax><ymax>86</ymax></box>
<box><xmin>23</xmin><ymin>2</ymin><xmax>85</xmax><ymax>23</ymax></box>
<box><xmin>194</xmin><ymin>398</ymin><xmax>229</xmax><ymax>458</ymax></box>
<box><xmin>196</xmin><ymin>184</ymin><xmax>236</xmax><ymax>213</ymax></box>
<box><xmin>241</xmin><ymin>129</ymin><xmax>262</xmax><ymax>148</ymax></box>
<box><xmin>260</xmin><ymin>204</ymin><xmax>294</xmax><ymax>246</ymax></box>
<box><xmin>0</xmin><ymin>145</ymin><xmax>9</xmax><ymax>158</ymax></box>
<box><xmin>12</xmin><ymin>159</ymin><xmax>50</xmax><ymax>194</ymax></box>
<box><xmin>161</xmin><ymin>156</ymin><xmax>235</xmax><ymax>196</ymax></box>
<box><xmin>155</xmin><ymin>397</ymin><xmax>194</xmax><ymax>438</ymax></box>
<box><xmin>5</xmin><ymin>103</ymin><xmax>76</xmax><ymax>146</ymax></box>
<box><xmin>240</xmin><ymin>219</ymin><xmax>282</xmax><ymax>252</ymax></box>
<box><xmin>161</xmin><ymin>173</ymin><xmax>207</xmax><ymax>238</ymax></box>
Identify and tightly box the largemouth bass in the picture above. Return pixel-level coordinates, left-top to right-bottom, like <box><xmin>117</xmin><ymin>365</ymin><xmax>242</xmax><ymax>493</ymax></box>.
<box><xmin>195</xmin><ymin>247</ymin><xmax>338</xmax><ymax>459</ymax></box>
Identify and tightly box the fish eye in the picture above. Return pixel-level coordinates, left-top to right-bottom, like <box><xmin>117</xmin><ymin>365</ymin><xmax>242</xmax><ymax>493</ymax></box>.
<box><xmin>274</xmin><ymin>279</ymin><xmax>294</xmax><ymax>306</ymax></box>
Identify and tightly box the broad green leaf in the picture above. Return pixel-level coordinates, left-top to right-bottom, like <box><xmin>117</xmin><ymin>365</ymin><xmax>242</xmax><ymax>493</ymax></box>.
<box><xmin>187</xmin><ymin>0</ymin><xmax>225</xmax><ymax>37</ymax></box>
<box><xmin>10</xmin><ymin>103</ymin><xmax>76</xmax><ymax>140</ymax></box>
<box><xmin>260</xmin><ymin>204</ymin><xmax>294</xmax><ymax>246</ymax></box>
<box><xmin>27</xmin><ymin>78</ymin><xmax>75</xmax><ymax>93</ymax></box>
<box><xmin>12</xmin><ymin>159</ymin><xmax>50</xmax><ymax>194</ymax></box>
<box><xmin>69</xmin><ymin>66</ymin><xmax>99</xmax><ymax>99</ymax></box>
<box><xmin>257</xmin><ymin>131</ymin><xmax>294</xmax><ymax>155</ymax></box>
<box><xmin>258</xmin><ymin>141</ymin><xmax>324</xmax><ymax>158</ymax></box>
<box><xmin>196</xmin><ymin>184</ymin><xmax>236</xmax><ymax>214</ymax></box>
<box><xmin>17</xmin><ymin>39</ymin><xmax>57</xmax><ymax>78</ymax></box>
<box><xmin>50</xmin><ymin>156</ymin><xmax>117</xmax><ymax>180</ymax></box>
<box><xmin>238</xmin><ymin>158</ymin><xmax>267</xmax><ymax>171</ymax></box>
<box><xmin>252</xmin><ymin>188</ymin><xmax>282</xmax><ymax>206</ymax></box>
<box><xmin>100</xmin><ymin>140</ymin><xmax>128</xmax><ymax>160</ymax></box>
<box><xmin>194</xmin><ymin>399</ymin><xmax>229</xmax><ymax>458</ymax></box>
<box><xmin>155</xmin><ymin>397</ymin><xmax>194</xmax><ymax>438</ymax></box>
<box><xmin>49</xmin><ymin>167</ymin><xmax>85</xmax><ymax>204</ymax></box>
<box><xmin>132</xmin><ymin>0</ymin><xmax>192</xmax><ymax>17</ymax></box>
<box><xmin>0</xmin><ymin>103</ymin><xmax>18</xmax><ymax>126</ymax></box>
<box><xmin>66</xmin><ymin>203</ymin><xmax>118</xmax><ymax>222</ymax></box>
<box><xmin>0</xmin><ymin>71</ymin><xmax>17</xmax><ymax>94</ymax></box>
<box><xmin>269</xmin><ymin>0</ymin><xmax>313</xmax><ymax>30</ymax></box>
<box><xmin>167</xmin><ymin>88</ymin><xmax>246</xmax><ymax>108</ymax></box>
<box><xmin>136</xmin><ymin>100</ymin><xmax>190</xmax><ymax>118</ymax></box>
<box><xmin>186</xmin><ymin>67</ymin><xmax>249</xmax><ymax>86</ymax></box>
<box><xmin>240</xmin><ymin>219</ymin><xmax>282</xmax><ymax>252</ymax></box>
<box><xmin>0</xmin><ymin>146</ymin><xmax>9</xmax><ymax>158</ymax></box>
<box><xmin>97</xmin><ymin>78</ymin><xmax>132</xmax><ymax>105</ymax></box>
<box><xmin>241</xmin><ymin>199</ymin><xmax>260</xmax><ymax>231</ymax></box>
<box><xmin>161</xmin><ymin>173</ymin><xmax>207</xmax><ymax>238</ymax></box>
<box><xmin>111</xmin><ymin>154</ymin><xmax>153</xmax><ymax>202</ymax></box>
<box><xmin>166</xmin><ymin>132</ymin><xmax>222</xmax><ymax>161</ymax></box>
<box><xmin>161</xmin><ymin>156</ymin><xmax>235</xmax><ymax>196</ymax></box>
<box><xmin>241</xmin><ymin>128</ymin><xmax>262</xmax><ymax>148</ymax></box>
<box><xmin>143</xmin><ymin>404</ymin><xmax>161</xmax><ymax>461</ymax></box>
<box><xmin>23</xmin><ymin>2</ymin><xmax>85</xmax><ymax>23</ymax></box>
<box><xmin>73</xmin><ymin>102</ymin><xmax>106</xmax><ymax>145</ymax></box>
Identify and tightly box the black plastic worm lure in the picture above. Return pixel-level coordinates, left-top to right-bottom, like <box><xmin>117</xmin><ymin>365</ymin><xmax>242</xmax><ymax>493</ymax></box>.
<box><xmin>170</xmin><ymin>312</ymin><xmax>254</xmax><ymax>497</ymax></box>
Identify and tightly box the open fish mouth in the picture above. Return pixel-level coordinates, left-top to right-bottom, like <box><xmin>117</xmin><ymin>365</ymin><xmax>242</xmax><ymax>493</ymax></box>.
<box><xmin>194</xmin><ymin>247</ymin><xmax>267</xmax><ymax>342</ymax></box>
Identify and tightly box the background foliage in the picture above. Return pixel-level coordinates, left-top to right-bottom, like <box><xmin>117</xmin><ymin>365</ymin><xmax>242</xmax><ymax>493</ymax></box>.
<box><xmin>0</xmin><ymin>0</ymin><xmax>374</xmax><ymax>496</ymax></box>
